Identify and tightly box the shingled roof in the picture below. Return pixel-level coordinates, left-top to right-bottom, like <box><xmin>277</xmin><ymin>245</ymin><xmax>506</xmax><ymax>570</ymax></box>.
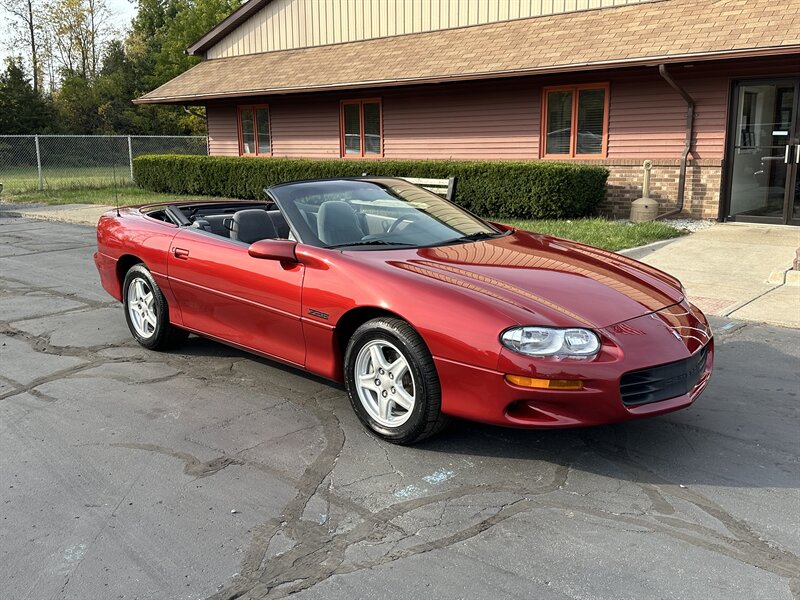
<box><xmin>135</xmin><ymin>0</ymin><xmax>800</xmax><ymax>104</ymax></box>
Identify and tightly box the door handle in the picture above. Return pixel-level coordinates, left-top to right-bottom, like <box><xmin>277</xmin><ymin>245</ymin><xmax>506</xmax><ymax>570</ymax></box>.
<box><xmin>172</xmin><ymin>247</ymin><xmax>190</xmax><ymax>259</ymax></box>
<box><xmin>796</xmin><ymin>144</ymin><xmax>799</xmax><ymax>164</ymax></box>
<box><xmin>786</xmin><ymin>145</ymin><xmax>792</xmax><ymax>164</ymax></box>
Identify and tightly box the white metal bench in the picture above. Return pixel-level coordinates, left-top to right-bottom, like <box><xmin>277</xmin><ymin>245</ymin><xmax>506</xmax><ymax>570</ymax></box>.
<box><xmin>361</xmin><ymin>173</ymin><xmax>458</xmax><ymax>201</ymax></box>
<box><xmin>401</xmin><ymin>177</ymin><xmax>457</xmax><ymax>201</ymax></box>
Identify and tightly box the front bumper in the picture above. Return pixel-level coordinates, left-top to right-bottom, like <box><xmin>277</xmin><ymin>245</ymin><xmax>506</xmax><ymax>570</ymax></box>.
<box><xmin>435</xmin><ymin>301</ymin><xmax>714</xmax><ymax>428</ymax></box>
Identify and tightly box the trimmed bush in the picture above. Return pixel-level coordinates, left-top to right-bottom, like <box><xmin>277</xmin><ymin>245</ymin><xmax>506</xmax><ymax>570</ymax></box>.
<box><xmin>133</xmin><ymin>155</ymin><xmax>608</xmax><ymax>219</ymax></box>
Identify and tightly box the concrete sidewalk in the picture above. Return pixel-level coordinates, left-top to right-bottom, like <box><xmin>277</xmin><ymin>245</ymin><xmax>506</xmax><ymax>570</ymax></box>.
<box><xmin>0</xmin><ymin>202</ymin><xmax>113</xmax><ymax>226</ymax></box>
<box><xmin>2</xmin><ymin>202</ymin><xmax>798</xmax><ymax>328</ymax></box>
<box><xmin>623</xmin><ymin>223</ymin><xmax>800</xmax><ymax>328</ymax></box>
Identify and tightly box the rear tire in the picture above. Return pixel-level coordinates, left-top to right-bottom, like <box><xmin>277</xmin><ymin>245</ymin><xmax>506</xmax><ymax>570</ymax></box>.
<box><xmin>344</xmin><ymin>317</ymin><xmax>449</xmax><ymax>444</ymax></box>
<box><xmin>122</xmin><ymin>264</ymin><xmax>188</xmax><ymax>351</ymax></box>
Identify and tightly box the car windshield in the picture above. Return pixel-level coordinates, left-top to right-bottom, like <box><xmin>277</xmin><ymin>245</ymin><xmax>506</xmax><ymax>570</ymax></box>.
<box><xmin>269</xmin><ymin>179</ymin><xmax>504</xmax><ymax>249</ymax></box>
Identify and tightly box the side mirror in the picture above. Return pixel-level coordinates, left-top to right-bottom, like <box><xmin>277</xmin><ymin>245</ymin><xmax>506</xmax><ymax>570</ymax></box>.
<box><xmin>248</xmin><ymin>239</ymin><xmax>298</xmax><ymax>262</ymax></box>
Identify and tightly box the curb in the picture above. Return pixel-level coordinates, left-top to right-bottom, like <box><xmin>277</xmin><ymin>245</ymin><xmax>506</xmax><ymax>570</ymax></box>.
<box><xmin>0</xmin><ymin>204</ymin><xmax>112</xmax><ymax>227</ymax></box>
<box><xmin>617</xmin><ymin>237</ymin><xmax>679</xmax><ymax>259</ymax></box>
<box><xmin>767</xmin><ymin>268</ymin><xmax>800</xmax><ymax>287</ymax></box>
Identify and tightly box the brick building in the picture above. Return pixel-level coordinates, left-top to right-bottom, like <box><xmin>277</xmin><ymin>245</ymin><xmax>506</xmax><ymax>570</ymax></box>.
<box><xmin>136</xmin><ymin>0</ymin><xmax>800</xmax><ymax>225</ymax></box>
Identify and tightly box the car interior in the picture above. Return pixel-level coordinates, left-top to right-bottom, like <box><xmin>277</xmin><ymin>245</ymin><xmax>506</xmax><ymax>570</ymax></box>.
<box><xmin>144</xmin><ymin>199</ymin><xmax>408</xmax><ymax>247</ymax></box>
<box><xmin>270</xmin><ymin>180</ymin><xmax>496</xmax><ymax>248</ymax></box>
<box><xmin>192</xmin><ymin>209</ymin><xmax>291</xmax><ymax>243</ymax></box>
<box><xmin>144</xmin><ymin>202</ymin><xmax>294</xmax><ymax>244</ymax></box>
<box><xmin>297</xmin><ymin>200</ymin><xmax>400</xmax><ymax>245</ymax></box>
<box><xmin>142</xmin><ymin>178</ymin><xmax>490</xmax><ymax>250</ymax></box>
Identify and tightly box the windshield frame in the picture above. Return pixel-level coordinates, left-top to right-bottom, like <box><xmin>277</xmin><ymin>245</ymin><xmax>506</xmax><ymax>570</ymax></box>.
<box><xmin>266</xmin><ymin>177</ymin><xmax>507</xmax><ymax>250</ymax></box>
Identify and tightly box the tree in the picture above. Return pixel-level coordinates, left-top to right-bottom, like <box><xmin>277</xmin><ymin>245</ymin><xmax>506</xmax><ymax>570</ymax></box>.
<box><xmin>2</xmin><ymin>0</ymin><xmax>241</xmax><ymax>134</ymax></box>
<box><xmin>0</xmin><ymin>58</ymin><xmax>53</xmax><ymax>133</ymax></box>
<box><xmin>2</xmin><ymin>0</ymin><xmax>44</xmax><ymax>93</ymax></box>
<box><xmin>55</xmin><ymin>73</ymin><xmax>103</xmax><ymax>133</ymax></box>
<box><xmin>44</xmin><ymin>0</ymin><xmax>113</xmax><ymax>79</ymax></box>
<box><xmin>152</xmin><ymin>0</ymin><xmax>240</xmax><ymax>86</ymax></box>
<box><xmin>114</xmin><ymin>0</ymin><xmax>240</xmax><ymax>135</ymax></box>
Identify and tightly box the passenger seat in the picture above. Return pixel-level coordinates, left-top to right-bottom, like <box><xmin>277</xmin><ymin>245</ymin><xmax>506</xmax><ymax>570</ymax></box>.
<box><xmin>230</xmin><ymin>209</ymin><xmax>277</xmax><ymax>244</ymax></box>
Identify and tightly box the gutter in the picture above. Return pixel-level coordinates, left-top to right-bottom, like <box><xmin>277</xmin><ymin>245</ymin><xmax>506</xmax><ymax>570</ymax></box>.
<box><xmin>657</xmin><ymin>64</ymin><xmax>696</xmax><ymax>219</ymax></box>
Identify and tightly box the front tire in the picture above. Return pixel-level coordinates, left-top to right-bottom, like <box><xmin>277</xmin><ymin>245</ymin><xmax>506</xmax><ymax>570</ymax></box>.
<box><xmin>344</xmin><ymin>317</ymin><xmax>449</xmax><ymax>444</ymax></box>
<box><xmin>122</xmin><ymin>264</ymin><xmax>188</xmax><ymax>350</ymax></box>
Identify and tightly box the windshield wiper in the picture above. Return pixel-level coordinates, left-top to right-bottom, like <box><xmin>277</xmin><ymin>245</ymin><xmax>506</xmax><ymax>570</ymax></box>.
<box><xmin>443</xmin><ymin>231</ymin><xmax>505</xmax><ymax>244</ymax></box>
<box><xmin>328</xmin><ymin>240</ymin><xmax>415</xmax><ymax>249</ymax></box>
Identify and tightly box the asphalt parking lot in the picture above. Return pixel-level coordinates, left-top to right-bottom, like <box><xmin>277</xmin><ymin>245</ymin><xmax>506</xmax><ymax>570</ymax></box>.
<box><xmin>1</xmin><ymin>216</ymin><xmax>799</xmax><ymax>600</ymax></box>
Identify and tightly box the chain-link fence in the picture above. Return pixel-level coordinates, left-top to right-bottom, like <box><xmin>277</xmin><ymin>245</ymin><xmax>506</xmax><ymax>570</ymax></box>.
<box><xmin>0</xmin><ymin>135</ymin><xmax>208</xmax><ymax>194</ymax></box>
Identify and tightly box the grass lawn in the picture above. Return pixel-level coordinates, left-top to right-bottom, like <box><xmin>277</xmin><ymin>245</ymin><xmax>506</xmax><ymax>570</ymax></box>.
<box><xmin>1</xmin><ymin>186</ymin><xmax>230</xmax><ymax>206</ymax></box>
<box><xmin>503</xmin><ymin>218</ymin><xmax>685</xmax><ymax>251</ymax></box>
<box><xmin>2</xmin><ymin>186</ymin><xmax>685</xmax><ymax>251</ymax></box>
<box><xmin>0</xmin><ymin>166</ymin><xmax>135</xmax><ymax>194</ymax></box>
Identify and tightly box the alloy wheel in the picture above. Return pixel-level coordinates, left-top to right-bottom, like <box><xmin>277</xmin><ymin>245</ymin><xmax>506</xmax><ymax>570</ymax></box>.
<box><xmin>127</xmin><ymin>277</ymin><xmax>157</xmax><ymax>339</ymax></box>
<box><xmin>354</xmin><ymin>339</ymin><xmax>416</xmax><ymax>427</ymax></box>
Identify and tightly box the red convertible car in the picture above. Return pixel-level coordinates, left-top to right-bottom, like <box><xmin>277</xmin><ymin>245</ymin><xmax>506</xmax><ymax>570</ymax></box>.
<box><xmin>94</xmin><ymin>178</ymin><xmax>713</xmax><ymax>444</ymax></box>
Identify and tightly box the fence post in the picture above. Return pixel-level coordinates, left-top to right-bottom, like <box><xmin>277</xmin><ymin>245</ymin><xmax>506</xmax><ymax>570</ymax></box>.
<box><xmin>34</xmin><ymin>135</ymin><xmax>43</xmax><ymax>191</ymax></box>
<box><xmin>127</xmin><ymin>136</ymin><xmax>134</xmax><ymax>182</ymax></box>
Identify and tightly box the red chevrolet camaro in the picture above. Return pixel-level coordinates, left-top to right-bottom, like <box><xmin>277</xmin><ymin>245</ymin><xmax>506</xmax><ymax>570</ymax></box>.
<box><xmin>94</xmin><ymin>178</ymin><xmax>713</xmax><ymax>444</ymax></box>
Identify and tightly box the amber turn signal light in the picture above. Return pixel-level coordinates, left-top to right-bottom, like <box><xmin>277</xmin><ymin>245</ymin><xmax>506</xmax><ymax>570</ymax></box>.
<box><xmin>504</xmin><ymin>374</ymin><xmax>584</xmax><ymax>390</ymax></box>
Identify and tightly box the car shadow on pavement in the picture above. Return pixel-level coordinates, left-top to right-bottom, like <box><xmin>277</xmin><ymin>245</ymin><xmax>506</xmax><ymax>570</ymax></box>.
<box><xmin>416</xmin><ymin>337</ymin><xmax>798</xmax><ymax>491</ymax></box>
<box><xmin>176</xmin><ymin>333</ymin><xmax>346</xmax><ymax>387</ymax></box>
<box><xmin>175</xmin><ymin>332</ymin><xmax>798</xmax><ymax>491</ymax></box>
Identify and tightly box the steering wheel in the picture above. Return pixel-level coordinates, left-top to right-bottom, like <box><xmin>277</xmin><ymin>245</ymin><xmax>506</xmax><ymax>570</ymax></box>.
<box><xmin>387</xmin><ymin>212</ymin><xmax>425</xmax><ymax>234</ymax></box>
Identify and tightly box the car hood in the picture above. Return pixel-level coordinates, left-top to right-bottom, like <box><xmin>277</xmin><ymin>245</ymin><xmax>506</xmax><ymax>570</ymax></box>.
<box><xmin>378</xmin><ymin>230</ymin><xmax>684</xmax><ymax>329</ymax></box>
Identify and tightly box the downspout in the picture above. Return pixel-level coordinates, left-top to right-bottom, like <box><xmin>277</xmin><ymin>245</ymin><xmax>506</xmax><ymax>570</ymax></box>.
<box><xmin>657</xmin><ymin>64</ymin><xmax>695</xmax><ymax>219</ymax></box>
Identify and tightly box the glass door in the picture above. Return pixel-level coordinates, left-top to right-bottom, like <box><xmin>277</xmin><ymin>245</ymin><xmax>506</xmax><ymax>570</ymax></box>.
<box><xmin>726</xmin><ymin>80</ymin><xmax>800</xmax><ymax>225</ymax></box>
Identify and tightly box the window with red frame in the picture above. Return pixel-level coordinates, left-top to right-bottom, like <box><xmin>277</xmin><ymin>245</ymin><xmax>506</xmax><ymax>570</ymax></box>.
<box><xmin>238</xmin><ymin>105</ymin><xmax>271</xmax><ymax>156</ymax></box>
<box><xmin>542</xmin><ymin>85</ymin><xmax>609</xmax><ymax>158</ymax></box>
<box><xmin>340</xmin><ymin>100</ymin><xmax>382</xmax><ymax>157</ymax></box>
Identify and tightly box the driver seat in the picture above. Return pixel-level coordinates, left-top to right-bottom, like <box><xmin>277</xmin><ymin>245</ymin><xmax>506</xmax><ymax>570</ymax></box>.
<box><xmin>317</xmin><ymin>201</ymin><xmax>364</xmax><ymax>246</ymax></box>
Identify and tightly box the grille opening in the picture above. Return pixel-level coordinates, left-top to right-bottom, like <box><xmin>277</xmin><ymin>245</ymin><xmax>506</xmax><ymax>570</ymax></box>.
<box><xmin>620</xmin><ymin>346</ymin><xmax>708</xmax><ymax>407</ymax></box>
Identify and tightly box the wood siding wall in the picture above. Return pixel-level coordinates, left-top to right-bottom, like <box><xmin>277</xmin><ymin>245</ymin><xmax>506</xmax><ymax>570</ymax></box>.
<box><xmin>206</xmin><ymin>57</ymin><xmax>800</xmax><ymax>161</ymax></box>
<box><xmin>607</xmin><ymin>57</ymin><xmax>800</xmax><ymax>159</ymax></box>
<box><xmin>382</xmin><ymin>80</ymin><xmax>538</xmax><ymax>160</ymax></box>
<box><xmin>270</xmin><ymin>101</ymin><xmax>341</xmax><ymax>157</ymax></box>
<box><xmin>207</xmin><ymin>105</ymin><xmax>240</xmax><ymax>156</ymax></box>
<box><xmin>207</xmin><ymin>0</ymin><xmax>655</xmax><ymax>59</ymax></box>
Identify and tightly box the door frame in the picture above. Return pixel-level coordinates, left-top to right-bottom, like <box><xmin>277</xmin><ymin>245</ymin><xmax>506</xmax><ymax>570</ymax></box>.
<box><xmin>721</xmin><ymin>77</ymin><xmax>800</xmax><ymax>225</ymax></box>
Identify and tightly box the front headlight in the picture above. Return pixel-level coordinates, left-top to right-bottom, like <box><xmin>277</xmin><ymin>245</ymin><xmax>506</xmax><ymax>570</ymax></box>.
<box><xmin>501</xmin><ymin>327</ymin><xmax>601</xmax><ymax>357</ymax></box>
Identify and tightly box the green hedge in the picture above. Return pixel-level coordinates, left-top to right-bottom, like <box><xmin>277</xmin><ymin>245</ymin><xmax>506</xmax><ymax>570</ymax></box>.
<box><xmin>133</xmin><ymin>155</ymin><xmax>608</xmax><ymax>219</ymax></box>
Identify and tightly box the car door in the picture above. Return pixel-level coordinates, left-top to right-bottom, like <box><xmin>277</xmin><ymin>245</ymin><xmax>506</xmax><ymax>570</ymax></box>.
<box><xmin>166</xmin><ymin>227</ymin><xmax>306</xmax><ymax>366</ymax></box>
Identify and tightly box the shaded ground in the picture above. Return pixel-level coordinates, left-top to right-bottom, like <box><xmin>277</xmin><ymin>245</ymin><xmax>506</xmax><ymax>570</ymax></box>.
<box><xmin>1</xmin><ymin>217</ymin><xmax>798</xmax><ymax>600</ymax></box>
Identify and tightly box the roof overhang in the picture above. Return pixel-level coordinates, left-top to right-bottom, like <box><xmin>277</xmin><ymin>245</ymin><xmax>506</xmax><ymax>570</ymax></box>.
<box><xmin>139</xmin><ymin>0</ymin><xmax>800</xmax><ymax>106</ymax></box>
<box><xmin>133</xmin><ymin>46</ymin><xmax>800</xmax><ymax>105</ymax></box>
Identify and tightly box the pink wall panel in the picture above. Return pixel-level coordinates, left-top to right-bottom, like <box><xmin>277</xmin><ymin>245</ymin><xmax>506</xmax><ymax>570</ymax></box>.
<box><xmin>206</xmin><ymin>104</ymin><xmax>240</xmax><ymax>156</ymax></box>
<box><xmin>381</xmin><ymin>80</ymin><xmax>540</xmax><ymax>160</ymax></box>
<box><xmin>606</xmin><ymin>57</ymin><xmax>800</xmax><ymax>160</ymax></box>
<box><xmin>269</xmin><ymin>99</ymin><xmax>341</xmax><ymax>158</ymax></box>
<box><xmin>204</xmin><ymin>56</ymin><xmax>800</xmax><ymax>163</ymax></box>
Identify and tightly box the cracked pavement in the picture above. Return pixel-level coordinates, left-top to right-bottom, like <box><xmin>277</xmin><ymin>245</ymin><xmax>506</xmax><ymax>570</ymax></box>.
<box><xmin>1</xmin><ymin>216</ymin><xmax>799</xmax><ymax>600</ymax></box>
